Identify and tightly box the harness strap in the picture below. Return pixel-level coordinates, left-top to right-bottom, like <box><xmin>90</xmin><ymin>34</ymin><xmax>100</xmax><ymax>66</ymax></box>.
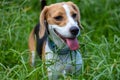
<box><xmin>48</xmin><ymin>38</ymin><xmax>71</xmax><ymax>55</ymax></box>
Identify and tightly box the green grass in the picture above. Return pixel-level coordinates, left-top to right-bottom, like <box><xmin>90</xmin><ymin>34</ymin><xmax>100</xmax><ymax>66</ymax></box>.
<box><xmin>0</xmin><ymin>0</ymin><xmax>120</xmax><ymax>80</ymax></box>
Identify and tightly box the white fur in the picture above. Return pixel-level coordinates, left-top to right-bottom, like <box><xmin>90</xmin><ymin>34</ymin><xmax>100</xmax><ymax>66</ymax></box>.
<box><xmin>31</xmin><ymin>51</ymin><xmax>35</xmax><ymax>66</ymax></box>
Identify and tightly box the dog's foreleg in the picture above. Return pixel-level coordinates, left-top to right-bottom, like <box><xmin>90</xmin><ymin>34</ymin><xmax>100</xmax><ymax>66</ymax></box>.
<box><xmin>28</xmin><ymin>29</ymin><xmax>36</xmax><ymax>67</ymax></box>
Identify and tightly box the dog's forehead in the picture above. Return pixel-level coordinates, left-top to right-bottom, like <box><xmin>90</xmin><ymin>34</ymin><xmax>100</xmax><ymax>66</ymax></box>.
<box><xmin>47</xmin><ymin>2</ymin><xmax>74</xmax><ymax>14</ymax></box>
<box><xmin>48</xmin><ymin>4</ymin><xmax>65</xmax><ymax>14</ymax></box>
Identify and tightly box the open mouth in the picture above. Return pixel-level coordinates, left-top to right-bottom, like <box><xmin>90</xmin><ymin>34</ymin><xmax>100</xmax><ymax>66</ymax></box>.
<box><xmin>54</xmin><ymin>29</ymin><xmax>79</xmax><ymax>50</ymax></box>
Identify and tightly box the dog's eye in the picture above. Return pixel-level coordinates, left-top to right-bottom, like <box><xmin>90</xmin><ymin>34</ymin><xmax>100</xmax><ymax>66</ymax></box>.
<box><xmin>54</xmin><ymin>16</ymin><xmax>63</xmax><ymax>21</ymax></box>
<box><xmin>72</xmin><ymin>13</ymin><xmax>77</xmax><ymax>18</ymax></box>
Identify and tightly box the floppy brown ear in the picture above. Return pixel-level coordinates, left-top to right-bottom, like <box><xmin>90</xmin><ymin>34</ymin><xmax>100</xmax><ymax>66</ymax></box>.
<box><xmin>39</xmin><ymin>6</ymin><xmax>48</xmax><ymax>38</ymax></box>
<box><xmin>67</xmin><ymin>1</ymin><xmax>83</xmax><ymax>30</ymax></box>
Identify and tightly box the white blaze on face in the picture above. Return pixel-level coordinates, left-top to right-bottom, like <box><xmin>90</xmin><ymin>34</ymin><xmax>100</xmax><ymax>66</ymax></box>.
<box><xmin>63</xmin><ymin>4</ymin><xmax>78</xmax><ymax>27</ymax></box>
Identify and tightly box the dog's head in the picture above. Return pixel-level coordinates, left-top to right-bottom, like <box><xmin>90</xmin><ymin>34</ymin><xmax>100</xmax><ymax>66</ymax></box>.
<box><xmin>39</xmin><ymin>2</ymin><xmax>83</xmax><ymax>50</ymax></box>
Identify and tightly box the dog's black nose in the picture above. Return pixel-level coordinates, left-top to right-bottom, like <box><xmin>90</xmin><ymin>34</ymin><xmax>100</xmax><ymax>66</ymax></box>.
<box><xmin>70</xmin><ymin>26</ymin><xmax>79</xmax><ymax>35</ymax></box>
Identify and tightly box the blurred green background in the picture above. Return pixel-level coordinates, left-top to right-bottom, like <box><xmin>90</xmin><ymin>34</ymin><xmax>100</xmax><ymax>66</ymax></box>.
<box><xmin>0</xmin><ymin>0</ymin><xmax>120</xmax><ymax>80</ymax></box>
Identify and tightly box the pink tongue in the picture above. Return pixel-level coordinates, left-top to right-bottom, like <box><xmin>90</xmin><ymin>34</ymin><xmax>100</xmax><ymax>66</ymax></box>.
<box><xmin>66</xmin><ymin>38</ymin><xmax>79</xmax><ymax>50</ymax></box>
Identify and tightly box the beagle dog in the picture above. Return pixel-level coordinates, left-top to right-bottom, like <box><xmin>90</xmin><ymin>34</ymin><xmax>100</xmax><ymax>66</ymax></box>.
<box><xmin>28</xmin><ymin>1</ymin><xmax>83</xmax><ymax>79</ymax></box>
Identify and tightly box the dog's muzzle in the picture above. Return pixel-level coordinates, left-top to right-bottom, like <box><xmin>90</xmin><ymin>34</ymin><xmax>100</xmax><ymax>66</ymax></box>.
<box><xmin>54</xmin><ymin>26</ymin><xmax>80</xmax><ymax>51</ymax></box>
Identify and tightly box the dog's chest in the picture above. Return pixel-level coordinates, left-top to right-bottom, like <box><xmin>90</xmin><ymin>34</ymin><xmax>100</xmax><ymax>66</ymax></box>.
<box><xmin>45</xmin><ymin>41</ymin><xmax>82</xmax><ymax>74</ymax></box>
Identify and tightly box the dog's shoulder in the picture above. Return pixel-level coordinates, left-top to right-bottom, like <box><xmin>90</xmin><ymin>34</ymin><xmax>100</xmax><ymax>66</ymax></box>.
<box><xmin>34</xmin><ymin>23</ymin><xmax>48</xmax><ymax>58</ymax></box>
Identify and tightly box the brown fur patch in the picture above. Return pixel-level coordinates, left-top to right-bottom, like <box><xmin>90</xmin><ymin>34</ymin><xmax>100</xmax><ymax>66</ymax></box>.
<box><xmin>28</xmin><ymin>29</ymin><xmax>35</xmax><ymax>52</ymax></box>
<box><xmin>39</xmin><ymin>7</ymin><xmax>48</xmax><ymax>38</ymax></box>
<box><xmin>42</xmin><ymin>41</ymin><xmax>46</xmax><ymax>61</ymax></box>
